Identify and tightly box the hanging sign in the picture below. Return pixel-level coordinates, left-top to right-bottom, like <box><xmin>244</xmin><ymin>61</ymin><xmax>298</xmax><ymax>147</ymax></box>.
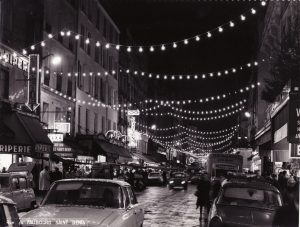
<box><xmin>288</xmin><ymin>93</ymin><xmax>300</xmax><ymax>144</ymax></box>
<box><xmin>128</xmin><ymin>110</ymin><xmax>140</xmax><ymax>116</ymax></box>
<box><xmin>48</xmin><ymin>133</ymin><xmax>64</xmax><ymax>143</ymax></box>
<box><xmin>54</xmin><ymin>122</ymin><xmax>71</xmax><ymax>133</ymax></box>
<box><xmin>25</xmin><ymin>54</ymin><xmax>40</xmax><ymax>111</ymax></box>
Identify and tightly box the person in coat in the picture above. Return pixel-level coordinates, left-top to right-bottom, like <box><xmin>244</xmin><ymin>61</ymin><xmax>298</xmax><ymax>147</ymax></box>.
<box><xmin>39</xmin><ymin>166</ymin><xmax>50</xmax><ymax>198</ymax></box>
<box><xmin>195</xmin><ymin>174</ymin><xmax>211</xmax><ymax>221</ymax></box>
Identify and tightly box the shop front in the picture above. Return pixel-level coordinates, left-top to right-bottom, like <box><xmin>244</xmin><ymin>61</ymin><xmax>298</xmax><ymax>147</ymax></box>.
<box><xmin>0</xmin><ymin>111</ymin><xmax>53</xmax><ymax>171</ymax></box>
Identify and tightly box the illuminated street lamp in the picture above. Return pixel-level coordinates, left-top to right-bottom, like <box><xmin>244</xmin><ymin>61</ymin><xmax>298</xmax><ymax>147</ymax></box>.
<box><xmin>51</xmin><ymin>55</ymin><xmax>62</xmax><ymax>66</ymax></box>
<box><xmin>151</xmin><ymin>124</ymin><xmax>157</xmax><ymax>130</ymax></box>
<box><xmin>244</xmin><ymin>111</ymin><xmax>251</xmax><ymax>118</ymax></box>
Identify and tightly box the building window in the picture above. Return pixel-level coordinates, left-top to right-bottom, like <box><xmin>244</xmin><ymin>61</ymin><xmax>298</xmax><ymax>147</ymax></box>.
<box><xmin>68</xmin><ymin>36</ymin><xmax>74</xmax><ymax>52</ymax></box>
<box><xmin>96</xmin><ymin>8</ymin><xmax>100</xmax><ymax>30</ymax></box>
<box><xmin>108</xmin><ymin>56</ymin><xmax>113</xmax><ymax>73</ymax></box>
<box><xmin>107</xmin><ymin>119</ymin><xmax>111</xmax><ymax>131</ymax></box>
<box><xmin>43</xmin><ymin>67</ymin><xmax>50</xmax><ymax>86</ymax></box>
<box><xmin>101</xmin><ymin>46</ymin><xmax>104</xmax><ymax>67</ymax></box>
<box><xmin>108</xmin><ymin>86</ymin><xmax>112</xmax><ymax>105</ymax></box>
<box><xmin>94</xmin><ymin>77</ymin><xmax>99</xmax><ymax>99</ymax></box>
<box><xmin>94</xmin><ymin>113</ymin><xmax>98</xmax><ymax>134</ymax></box>
<box><xmin>58</xmin><ymin>32</ymin><xmax>63</xmax><ymax>43</ymax></box>
<box><xmin>113</xmin><ymin>122</ymin><xmax>116</xmax><ymax>131</ymax></box>
<box><xmin>114</xmin><ymin>90</ymin><xmax>118</xmax><ymax>105</ymax></box>
<box><xmin>78</xmin><ymin>106</ymin><xmax>81</xmax><ymax>133</ymax></box>
<box><xmin>78</xmin><ymin>61</ymin><xmax>82</xmax><ymax>88</ymax></box>
<box><xmin>42</xmin><ymin>102</ymin><xmax>49</xmax><ymax>125</ymax></box>
<box><xmin>45</xmin><ymin>22</ymin><xmax>52</xmax><ymax>34</ymax></box>
<box><xmin>67</xmin><ymin>77</ymin><xmax>72</xmax><ymax>96</ymax></box>
<box><xmin>100</xmin><ymin>79</ymin><xmax>105</xmax><ymax>103</ymax></box>
<box><xmin>87</xmin><ymin>32</ymin><xmax>91</xmax><ymax>55</ymax></box>
<box><xmin>109</xmin><ymin>26</ymin><xmax>113</xmax><ymax>43</ymax></box>
<box><xmin>103</xmin><ymin>17</ymin><xmax>107</xmax><ymax>39</ymax></box>
<box><xmin>55</xmin><ymin>107</ymin><xmax>61</xmax><ymax>121</ymax></box>
<box><xmin>88</xmin><ymin>75</ymin><xmax>93</xmax><ymax>95</ymax></box>
<box><xmin>95</xmin><ymin>45</ymin><xmax>100</xmax><ymax>63</ymax></box>
<box><xmin>80</xmin><ymin>25</ymin><xmax>85</xmax><ymax>49</ymax></box>
<box><xmin>86</xmin><ymin>109</ymin><xmax>90</xmax><ymax>134</ymax></box>
<box><xmin>102</xmin><ymin>116</ymin><xmax>105</xmax><ymax>132</ymax></box>
<box><xmin>56</xmin><ymin>75</ymin><xmax>62</xmax><ymax>92</ymax></box>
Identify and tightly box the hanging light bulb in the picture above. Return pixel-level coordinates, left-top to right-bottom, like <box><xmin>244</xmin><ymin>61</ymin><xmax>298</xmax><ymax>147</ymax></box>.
<box><xmin>48</xmin><ymin>33</ymin><xmax>53</xmax><ymax>38</ymax></box>
<box><xmin>75</xmin><ymin>34</ymin><xmax>80</xmax><ymax>40</ymax></box>
<box><xmin>261</xmin><ymin>1</ymin><xmax>266</xmax><ymax>6</ymax></box>
<box><xmin>251</xmin><ymin>8</ymin><xmax>256</xmax><ymax>14</ymax></box>
<box><xmin>195</xmin><ymin>36</ymin><xmax>200</xmax><ymax>41</ymax></box>
<box><xmin>184</xmin><ymin>39</ymin><xmax>189</xmax><ymax>45</ymax></box>
<box><xmin>150</xmin><ymin>46</ymin><xmax>155</xmax><ymax>52</ymax></box>
<box><xmin>105</xmin><ymin>43</ymin><xmax>110</xmax><ymax>49</ymax></box>
<box><xmin>241</xmin><ymin>15</ymin><xmax>246</xmax><ymax>21</ymax></box>
<box><xmin>127</xmin><ymin>46</ymin><xmax>132</xmax><ymax>52</ymax></box>
<box><xmin>229</xmin><ymin>21</ymin><xmax>235</xmax><ymax>27</ymax></box>
<box><xmin>161</xmin><ymin>45</ymin><xmax>166</xmax><ymax>51</ymax></box>
<box><xmin>207</xmin><ymin>32</ymin><xmax>212</xmax><ymax>38</ymax></box>
<box><xmin>218</xmin><ymin>27</ymin><xmax>223</xmax><ymax>32</ymax></box>
<box><xmin>22</xmin><ymin>49</ymin><xmax>27</xmax><ymax>55</ymax></box>
<box><xmin>85</xmin><ymin>38</ymin><xmax>90</xmax><ymax>44</ymax></box>
<box><xmin>41</xmin><ymin>41</ymin><xmax>45</xmax><ymax>47</ymax></box>
<box><xmin>66</xmin><ymin>31</ymin><xmax>71</xmax><ymax>36</ymax></box>
<box><xmin>138</xmin><ymin>47</ymin><xmax>143</xmax><ymax>52</ymax></box>
<box><xmin>173</xmin><ymin>43</ymin><xmax>177</xmax><ymax>48</ymax></box>
<box><xmin>60</xmin><ymin>31</ymin><xmax>65</xmax><ymax>36</ymax></box>
<box><xmin>96</xmin><ymin>41</ymin><xmax>100</xmax><ymax>47</ymax></box>
<box><xmin>116</xmin><ymin>45</ymin><xmax>120</xmax><ymax>50</ymax></box>
<box><xmin>30</xmin><ymin>45</ymin><xmax>35</xmax><ymax>50</ymax></box>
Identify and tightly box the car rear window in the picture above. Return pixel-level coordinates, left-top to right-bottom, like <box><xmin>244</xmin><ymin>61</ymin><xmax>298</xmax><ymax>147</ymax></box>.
<box><xmin>149</xmin><ymin>173</ymin><xmax>160</xmax><ymax>177</ymax></box>
<box><xmin>0</xmin><ymin>177</ymin><xmax>9</xmax><ymax>189</ymax></box>
<box><xmin>219</xmin><ymin>187</ymin><xmax>282</xmax><ymax>209</ymax></box>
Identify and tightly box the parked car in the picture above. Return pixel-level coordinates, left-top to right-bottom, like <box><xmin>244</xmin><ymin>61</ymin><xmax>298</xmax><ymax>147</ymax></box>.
<box><xmin>208</xmin><ymin>178</ymin><xmax>282</xmax><ymax>227</ymax></box>
<box><xmin>21</xmin><ymin>179</ymin><xmax>144</xmax><ymax>227</ymax></box>
<box><xmin>168</xmin><ymin>172</ymin><xmax>188</xmax><ymax>190</ymax></box>
<box><xmin>190</xmin><ymin>173</ymin><xmax>202</xmax><ymax>185</ymax></box>
<box><xmin>0</xmin><ymin>172</ymin><xmax>36</xmax><ymax>211</ymax></box>
<box><xmin>0</xmin><ymin>195</ymin><xmax>22</xmax><ymax>227</ymax></box>
<box><xmin>147</xmin><ymin>172</ymin><xmax>164</xmax><ymax>185</ymax></box>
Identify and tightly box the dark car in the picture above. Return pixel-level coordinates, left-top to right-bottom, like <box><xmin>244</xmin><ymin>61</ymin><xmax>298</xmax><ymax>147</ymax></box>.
<box><xmin>168</xmin><ymin>172</ymin><xmax>188</xmax><ymax>190</ymax></box>
<box><xmin>0</xmin><ymin>195</ymin><xmax>22</xmax><ymax>227</ymax></box>
<box><xmin>208</xmin><ymin>178</ymin><xmax>282</xmax><ymax>227</ymax></box>
<box><xmin>147</xmin><ymin>172</ymin><xmax>164</xmax><ymax>186</ymax></box>
<box><xmin>190</xmin><ymin>173</ymin><xmax>202</xmax><ymax>185</ymax></box>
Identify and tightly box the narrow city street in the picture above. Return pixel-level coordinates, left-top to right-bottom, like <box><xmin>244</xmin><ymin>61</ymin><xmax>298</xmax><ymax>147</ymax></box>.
<box><xmin>136</xmin><ymin>185</ymin><xmax>206</xmax><ymax>227</ymax></box>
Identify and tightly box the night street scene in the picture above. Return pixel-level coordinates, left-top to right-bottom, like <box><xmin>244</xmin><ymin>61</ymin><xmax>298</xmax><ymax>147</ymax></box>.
<box><xmin>0</xmin><ymin>0</ymin><xmax>300</xmax><ymax>226</ymax></box>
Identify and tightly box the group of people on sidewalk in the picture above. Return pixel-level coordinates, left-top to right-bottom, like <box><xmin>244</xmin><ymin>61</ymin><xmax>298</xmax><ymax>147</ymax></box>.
<box><xmin>38</xmin><ymin>166</ymin><xmax>62</xmax><ymax>197</ymax></box>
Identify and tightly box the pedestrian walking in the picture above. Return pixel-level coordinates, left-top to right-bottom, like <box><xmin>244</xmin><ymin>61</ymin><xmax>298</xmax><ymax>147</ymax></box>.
<box><xmin>50</xmin><ymin>167</ymin><xmax>63</xmax><ymax>183</ymax></box>
<box><xmin>273</xmin><ymin>180</ymin><xmax>299</xmax><ymax>227</ymax></box>
<box><xmin>39</xmin><ymin>166</ymin><xmax>50</xmax><ymax>198</ymax></box>
<box><xmin>195</xmin><ymin>174</ymin><xmax>211</xmax><ymax>221</ymax></box>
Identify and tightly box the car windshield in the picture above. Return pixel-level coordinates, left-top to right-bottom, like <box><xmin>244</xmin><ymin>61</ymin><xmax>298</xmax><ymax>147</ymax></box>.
<box><xmin>0</xmin><ymin>176</ymin><xmax>9</xmax><ymax>190</ymax></box>
<box><xmin>43</xmin><ymin>181</ymin><xmax>123</xmax><ymax>208</ymax></box>
<box><xmin>173</xmin><ymin>173</ymin><xmax>185</xmax><ymax>178</ymax></box>
<box><xmin>219</xmin><ymin>186</ymin><xmax>282</xmax><ymax>209</ymax></box>
<box><xmin>149</xmin><ymin>173</ymin><xmax>160</xmax><ymax>177</ymax></box>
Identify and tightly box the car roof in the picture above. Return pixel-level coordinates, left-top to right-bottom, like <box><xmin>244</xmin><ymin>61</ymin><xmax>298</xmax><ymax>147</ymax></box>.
<box><xmin>55</xmin><ymin>178</ymin><xmax>131</xmax><ymax>187</ymax></box>
<box><xmin>0</xmin><ymin>195</ymin><xmax>15</xmax><ymax>205</ymax></box>
<box><xmin>223</xmin><ymin>180</ymin><xmax>280</xmax><ymax>193</ymax></box>
<box><xmin>0</xmin><ymin>172</ymin><xmax>27</xmax><ymax>177</ymax></box>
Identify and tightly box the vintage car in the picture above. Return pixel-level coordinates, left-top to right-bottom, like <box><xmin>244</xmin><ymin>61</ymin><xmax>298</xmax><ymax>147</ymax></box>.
<box><xmin>21</xmin><ymin>179</ymin><xmax>144</xmax><ymax>227</ymax></box>
<box><xmin>0</xmin><ymin>195</ymin><xmax>22</xmax><ymax>227</ymax></box>
<box><xmin>208</xmin><ymin>179</ymin><xmax>282</xmax><ymax>227</ymax></box>
<box><xmin>168</xmin><ymin>172</ymin><xmax>188</xmax><ymax>190</ymax></box>
<box><xmin>0</xmin><ymin>172</ymin><xmax>36</xmax><ymax>211</ymax></box>
<box><xmin>147</xmin><ymin>172</ymin><xmax>164</xmax><ymax>185</ymax></box>
<box><xmin>190</xmin><ymin>173</ymin><xmax>202</xmax><ymax>185</ymax></box>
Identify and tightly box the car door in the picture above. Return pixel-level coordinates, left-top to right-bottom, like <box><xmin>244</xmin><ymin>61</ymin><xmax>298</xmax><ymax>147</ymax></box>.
<box><xmin>122</xmin><ymin>187</ymin><xmax>137</xmax><ymax>227</ymax></box>
<box><xmin>18</xmin><ymin>177</ymin><xmax>31</xmax><ymax>209</ymax></box>
<box><xmin>11</xmin><ymin>177</ymin><xmax>24</xmax><ymax>210</ymax></box>
<box><xmin>125</xmin><ymin>186</ymin><xmax>144</xmax><ymax>227</ymax></box>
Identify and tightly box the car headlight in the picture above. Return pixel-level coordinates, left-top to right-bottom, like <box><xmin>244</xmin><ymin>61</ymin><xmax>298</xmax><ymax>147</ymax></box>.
<box><xmin>169</xmin><ymin>180</ymin><xmax>174</xmax><ymax>184</ymax></box>
<box><xmin>181</xmin><ymin>181</ymin><xmax>186</xmax><ymax>184</ymax></box>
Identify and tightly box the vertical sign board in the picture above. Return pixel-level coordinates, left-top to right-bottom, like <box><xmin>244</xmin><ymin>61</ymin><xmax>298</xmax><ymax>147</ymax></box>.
<box><xmin>25</xmin><ymin>54</ymin><xmax>40</xmax><ymax>111</ymax></box>
<box><xmin>288</xmin><ymin>93</ymin><xmax>300</xmax><ymax>144</ymax></box>
<box><xmin>127</xmin><ymin>110</ymin><xmax>140</xmax><ymax>148</ymax></box>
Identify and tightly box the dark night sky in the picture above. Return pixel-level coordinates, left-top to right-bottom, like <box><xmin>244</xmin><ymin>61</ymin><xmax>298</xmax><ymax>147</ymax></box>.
<box><xmin>100</xmin><ymin>0</ymin><xmax>263</xmax><ymax>131</ymax></box>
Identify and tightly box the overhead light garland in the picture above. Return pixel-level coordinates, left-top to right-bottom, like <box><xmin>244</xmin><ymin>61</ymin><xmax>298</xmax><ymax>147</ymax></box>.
<box><xmin>20</xmin><ymin>5</ymin><xmax>265</xmax><ymax>56</ymax></box>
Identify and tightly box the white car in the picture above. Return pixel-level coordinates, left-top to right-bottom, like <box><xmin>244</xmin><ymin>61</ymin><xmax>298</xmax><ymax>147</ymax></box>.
<box><xmin>147</xmin><ymin>172</ymin><xmax>164</xmax><ymax>185</ymax></box>
<box><xmin>0</xmin><ymin>172</ymin><xmax>36</xmax><ymax>211</ymax></box>
<box><xmin>21</xmin><ymin>179</ymin><xmax>144</xmax><ymax>227</ymax></box>
<box><xmin>0</xmin><ymin>195</ymin><xmax>22</xmax><ymax>227</ymax></box>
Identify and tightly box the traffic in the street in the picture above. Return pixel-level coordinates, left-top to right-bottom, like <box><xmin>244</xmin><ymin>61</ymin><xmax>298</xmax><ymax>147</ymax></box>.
<box><xmin>1</xmin><ymin>0</ymin><xmax>300</xmax><ymax>226</ymax></box>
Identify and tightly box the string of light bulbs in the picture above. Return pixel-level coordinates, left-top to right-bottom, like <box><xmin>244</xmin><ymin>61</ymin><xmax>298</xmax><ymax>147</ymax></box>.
<box><xmin>19</xmin><ymin>4</ymin><xmax>266</xmax><ymax>56</ymax></box>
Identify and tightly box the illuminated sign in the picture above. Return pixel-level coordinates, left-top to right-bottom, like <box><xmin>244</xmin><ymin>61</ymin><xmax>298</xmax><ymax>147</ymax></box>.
<box><xmin>25</xmin><ymin>54</ymin><xmax>40</xmax><ymax>111</ymax></box>
<box><xmin>0</xmin><ymin>144</ymin><xmax>32</xmax><ymax>154</ymax></box>
<box><xmin>127</xmin><ymin>116</ymin><xmax>141</xmax><ymax>147</ymax></box>
<box><xmin>105</xmin><ymin>130</ymin><xmax>127</xmax><ymax>142</ymax></box>
<box><xmin>127</xmin><ymin>110</ymin><xmax>140</xmax><ymax>116</ymax></box>
<box><xmin>48</xmin><ymin>133</ymin><xmax>64</xmax><ymax>143</ymax></box>
<box><xmin>54</xmin><ymin>122</ymin><xmax>71</xmax><ymax>133</ymax></box>
<box><xmin>53</xmin><ymin>143</ymin><xmax>72</xmax><ymax>153</ymax></box>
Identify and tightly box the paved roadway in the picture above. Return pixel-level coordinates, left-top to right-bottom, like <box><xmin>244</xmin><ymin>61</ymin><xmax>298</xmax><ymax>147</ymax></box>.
<box><xmin>136</xmin><ymin>184</ymin><xmax>208</xmax><ymax>227</ymax></box>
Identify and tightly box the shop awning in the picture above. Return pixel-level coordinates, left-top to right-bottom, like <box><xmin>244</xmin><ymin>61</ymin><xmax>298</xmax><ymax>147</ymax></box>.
<box><xmin>96</xmin><ymin>140</ymin><xmax>119</xmax><ymax>159</ymax></box>
<box><xmin>132</xmin><ymin>152</ymin><xmax>158</xmax><ymax>165</ymax></box>
<box><xmin>0</xmin><ymin>111</ymin><xmax>52</xmax><ymax>155</ymax></box>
